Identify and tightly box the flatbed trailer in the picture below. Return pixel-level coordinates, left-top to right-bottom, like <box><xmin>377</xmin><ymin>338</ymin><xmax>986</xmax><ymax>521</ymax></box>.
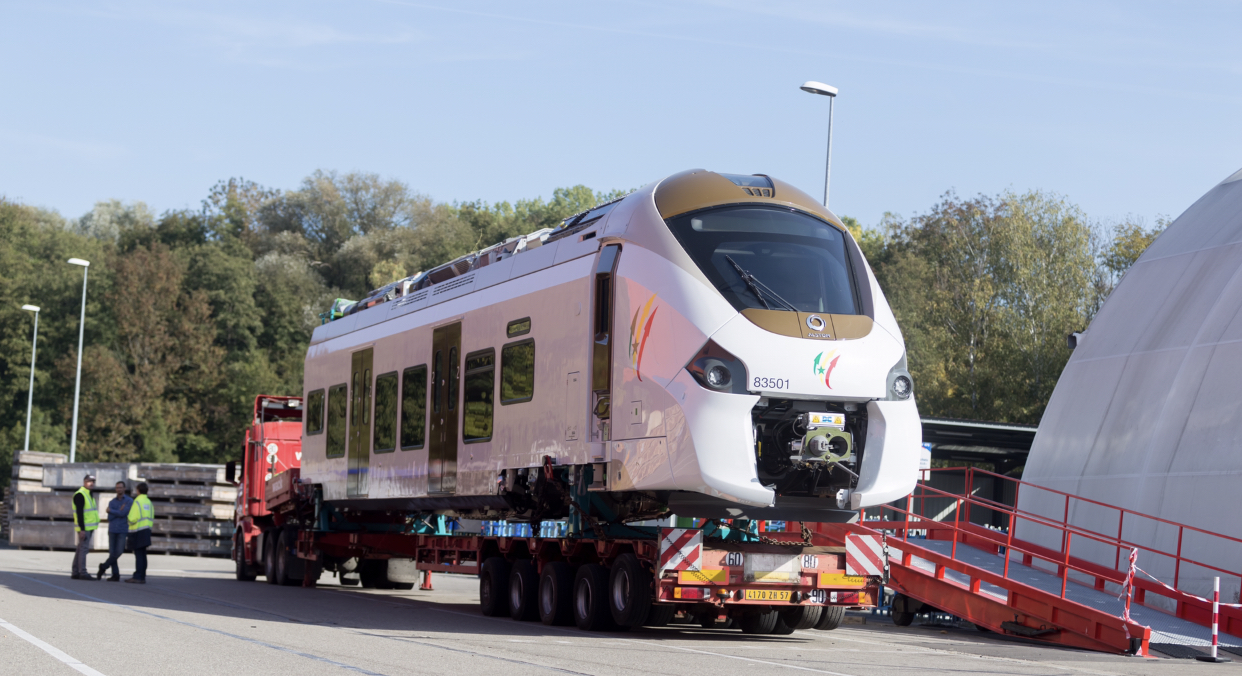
<box><xmin>246</xmin><ymin>463</ymin><xmax>880</xmax><ymax>634</ymax></box>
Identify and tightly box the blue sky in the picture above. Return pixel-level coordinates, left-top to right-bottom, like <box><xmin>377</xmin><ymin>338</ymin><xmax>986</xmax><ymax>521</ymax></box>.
<box><xmin>2</xmin><ymin>1</ymin><xmax>1240</xmax><ymax>229</ymax></box>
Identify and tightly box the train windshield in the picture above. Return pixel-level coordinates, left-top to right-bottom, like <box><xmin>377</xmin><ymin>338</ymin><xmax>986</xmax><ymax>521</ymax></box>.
<box><xmin>665</xmin><ymin>206</ymin><xmax>859</xmax><ymax>314</ymax></box>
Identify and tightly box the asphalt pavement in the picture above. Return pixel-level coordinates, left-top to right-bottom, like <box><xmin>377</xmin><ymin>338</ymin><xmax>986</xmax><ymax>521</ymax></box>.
<box><xmin>0</xmin><ymin>545</ymin><xmax>1234</xmax><ymax>676</ymax></box>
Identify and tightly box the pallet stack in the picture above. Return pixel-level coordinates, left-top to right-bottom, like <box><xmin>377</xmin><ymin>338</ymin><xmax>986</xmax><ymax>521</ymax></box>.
<box><xmin>6</xmin><ymin>460</ymin><xmax>235</xmax><ymax>557</ymax></box>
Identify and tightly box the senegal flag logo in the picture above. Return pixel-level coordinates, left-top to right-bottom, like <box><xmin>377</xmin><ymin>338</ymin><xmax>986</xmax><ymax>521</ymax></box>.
<box><xmin>629</xmin><ymin>293</ymin><xmax>659</xmax><ymax>381</ymax></box>
<box><xmin>813</xmin><ymin>350</ymin><xmax>840</xmax><ymax>389</ymax></box>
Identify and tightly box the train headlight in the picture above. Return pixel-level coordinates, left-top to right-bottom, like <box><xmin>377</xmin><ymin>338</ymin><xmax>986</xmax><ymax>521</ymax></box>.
<box><xmin>885</xmin><ymin>353</ymin><xmax>914</xmax><ymax>401</ymax></box>
<box><xmin>686</xmin><ymin>340</ymin><xmax>748</xmax><ymax>394</ymax></box>
<box><xmin>891</xmin><ymin>375</ymin><xmax>912</xmax><ymax>399</ymax></box>
<box><xmin>705</xmin><ymin>362</ymin><xmax>732</xmax><ymax>389</ymax></box>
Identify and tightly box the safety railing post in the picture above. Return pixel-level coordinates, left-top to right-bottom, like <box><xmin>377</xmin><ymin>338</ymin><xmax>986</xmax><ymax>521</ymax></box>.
<box><xmin>1061</xmin><ymin>493</ymin><xmax>1070</xmax><ymax>555</ymax></box>
<box><xmin>905</xmin><ymin>494</ymin><xmax>913</xmax><ymax>542</ymax></box>
<box><xmin>964</xmin><ymin>467</ymin><xmax>973</xmax><ymax>527</ymax></box>
<box><xmin>1174</xmin><ymin>526</ymin><xmax>1184</xmax><ymax>589</ymax></box>
<box><xmin>952</xmin><ymin>498</ymin><xmax>961</xmax><ymax>560</ymax></box>
<box><xmin>1115</xmin><ymin>512</ymin><xmax>1124</xmax><ymax>571</ymax></box>
<box><xmin>1003</xmin><ymin>510</ymin><xmax>1014</xmax><ymax>580</ymax></box>
<box><xmin>1061</xmin><ymin>531</ymin><xmax>1073</xmax><ymax>599</ymax></box>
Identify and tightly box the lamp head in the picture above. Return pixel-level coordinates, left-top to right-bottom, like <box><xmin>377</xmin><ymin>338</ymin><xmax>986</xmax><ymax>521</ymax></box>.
<box><xmin>800</xmin><ymin>81</ymin><xmax>838</xmax><ymax>97</ymax></box>
<box><xmin>67</xmin><ymin>258</ymin><xmax>90</xmax><ymax>267</ymax></box>
<box><xmin>21</xmin><ymin>304</ymin><xmax>40</xmax><ymax>312</ymax></box>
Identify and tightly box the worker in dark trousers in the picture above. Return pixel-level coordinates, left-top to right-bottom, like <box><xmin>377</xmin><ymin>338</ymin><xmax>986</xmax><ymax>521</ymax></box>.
<box><xmin>96</xmin><ymin>481</ymin><xmax>132</xmax><ymax>581</ymax></box>
<box><xmin>71</xmin><ymin>474</ymin><xmax>99</xmax><ymax>580</ymax></box>
<box><xmin>126</xmin><ymin>482</ymin><xmax>154</xmax><ymax>584</ymax></box>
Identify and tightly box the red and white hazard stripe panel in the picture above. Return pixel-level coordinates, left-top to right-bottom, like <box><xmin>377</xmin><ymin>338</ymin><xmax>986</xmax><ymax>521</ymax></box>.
<box><xmin>845</xmin><ymin>534</ymin><xmax>885</xmax><ymax>577</ymax></box>
<box><xmin>658</xmin><ymin>528</ymin><xmax>703</xmax><ymax>573</ymax></box>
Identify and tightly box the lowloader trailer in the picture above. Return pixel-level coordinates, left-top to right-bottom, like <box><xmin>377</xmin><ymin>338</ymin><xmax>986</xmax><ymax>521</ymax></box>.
<box><xmin>243</xmin><ymin>462</ymin><xmax>880</xmax><ymax>634</ymax></box>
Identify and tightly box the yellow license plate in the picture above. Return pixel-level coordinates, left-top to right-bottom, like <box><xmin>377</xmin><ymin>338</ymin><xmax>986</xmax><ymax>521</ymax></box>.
<box><xmin>744</xmin><ymin>589</ymin><xmax>792</xmax><ymax>601</ymax></box>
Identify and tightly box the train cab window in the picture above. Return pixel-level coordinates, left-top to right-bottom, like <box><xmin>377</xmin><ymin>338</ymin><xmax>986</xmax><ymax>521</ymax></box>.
<box><xmin>463</xmin><ymin>349</ymin><xmax>494</xmax><ymax>442</ymax></box>
<box><xmin>325</xmin><ymin>383</ymin><xmax>348</xmax><ymax>458</ymax></box>
<box><xmin>372</xmin><ymin>372</ymin><xmax>398</xmax><ymax>453</ymax></box>
<box><xmin>665</xmin><ymin>205</ymin><xmax>859</xmax><ymax>315</ymax></box>
<box><xmin>401</xmin><ymin>365</ymin><xmax>427</xmax><ymax>449</ymax></box>
<box><xmin>306</xmin><ymin>389</ymin><xmax>325</xmax><ymax>435</ymax></box>
<box><xmin>501</xmin><ymin>340</ymin><xmax>535</xmax><ymax>405</ymax></box>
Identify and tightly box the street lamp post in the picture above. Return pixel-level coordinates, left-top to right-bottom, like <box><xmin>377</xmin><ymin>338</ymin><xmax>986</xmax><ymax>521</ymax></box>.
<box><xmin>67</xmin><ymin>258</ymin><xmax>90</xmax><ymax>463</ymax></box>
<box><xmin>800</xmin><ymin>80</ymin><xmax>839</xmax><ymax>208</ymax></box>
<box><xmin>21</xmin><ymin>305</ymin><xmax>40</xmax><ymax>452</ymax></box>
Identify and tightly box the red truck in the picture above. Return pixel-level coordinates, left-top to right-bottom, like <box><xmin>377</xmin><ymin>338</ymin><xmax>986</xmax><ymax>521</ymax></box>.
<box><xmin>229</xmin><ymin>396</ymin><xmax>879</xmax><ymax>633</ymax></box>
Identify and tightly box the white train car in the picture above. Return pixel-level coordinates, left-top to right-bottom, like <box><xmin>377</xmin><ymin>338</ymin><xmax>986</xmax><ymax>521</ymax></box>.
<box><xmin>300</xmin><ymin>170</ymin><xmax>922</xmax><ymax>523</ymax></box>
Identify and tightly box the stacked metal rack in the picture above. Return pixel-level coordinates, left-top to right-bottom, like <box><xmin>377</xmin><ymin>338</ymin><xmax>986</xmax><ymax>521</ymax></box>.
<box><xmin>5</xmin><ymin>458</ymin><xmax>234</xmax><ymax>557</ymax></box>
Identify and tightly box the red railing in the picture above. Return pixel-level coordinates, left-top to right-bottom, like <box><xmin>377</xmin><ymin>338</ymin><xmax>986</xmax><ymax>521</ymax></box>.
<box><xmin>891</xmin><ymin>466</ymin><xmax>1242</xmax><ymax>635</ymax></box>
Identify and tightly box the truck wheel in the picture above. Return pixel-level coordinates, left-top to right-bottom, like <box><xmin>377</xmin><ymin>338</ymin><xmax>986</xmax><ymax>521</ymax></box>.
<box><xmin>263</xmin><ymin>534</ymin><xmax>278</xmax><ymax>584</ymax></box>
<box><xmin>609</xmin><ymin>553</ymin><xmax>652</xmax><ymax>629</ymax></box>
<box><xmin>479</xmin><ymin>557</ymin><xmax>510</xmax><ymax>617</ymax></box>
<box><xmin>814</xmin><ymin>605</ymin><xmax>845</xmax><ymax>630</ymax></box>
<box><xmin>739</xmin><ymin>609</ymin><xmax>779</xmax><ymax>634</ymax></box>
<box><xmin>644</xmin><ymin>604</ymin><xmax>676</xmax><ymax>627</ymax></box>
<box><xmin>539</xmin><ymin>561</ymin><xmax>574</xmax><ymax>626</ymax></box>
<box><xmin>339</xmin><ymin>573</ymin><xmax>360</xmax><ymax>586</ymax></box>
<box><xmin>573</xmin><ymin>563</ymin><xmax>615</xmax><ymax>631</ymax></box>
<box><xmin>892</xmin><ymin>610</ymin><xmax>915</xmax><ymax>627</ymax></box>
<box><xmin>275</xmin><ymin>530</ymin><xmax>304</xmax><ymax>586</ymax></box>
<box><xmin>509</xmin><ymin>560</ymin><xmax>539</xmax><ymax>621</ymax></box>
<box><xmin>234</xmin><ymin>538</ymin><xmax>256</xmax><ymax>582</ymax></box>
<box><xmin>779</xmin><ymin>606</ymin><xmax>822</xmax><ymax>631</ymax></box>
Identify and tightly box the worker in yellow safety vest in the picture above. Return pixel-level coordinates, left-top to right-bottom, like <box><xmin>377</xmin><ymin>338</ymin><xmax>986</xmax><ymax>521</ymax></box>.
<box><xmin>71</xmin><ymin>474</ymin><xmax>99</xmax><ymax>580</ymax></box>
<box><xmin>126</xmin><ymin>482</ymin><xmax>154</xmax><ymax>584</ymax></box>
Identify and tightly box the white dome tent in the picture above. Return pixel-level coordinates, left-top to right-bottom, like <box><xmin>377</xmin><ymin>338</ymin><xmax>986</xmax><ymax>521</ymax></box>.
<box><xmin>1019</xmin><ymin>165</ymin><xmax>1242</xmax><ymax>606</ymax></box>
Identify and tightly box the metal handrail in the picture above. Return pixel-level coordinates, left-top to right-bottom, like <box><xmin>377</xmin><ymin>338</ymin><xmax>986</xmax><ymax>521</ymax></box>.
<box><xmin>913</xmin><ymin>466</ymin><xmax>1242</xmax><ymax>597</ymax></box>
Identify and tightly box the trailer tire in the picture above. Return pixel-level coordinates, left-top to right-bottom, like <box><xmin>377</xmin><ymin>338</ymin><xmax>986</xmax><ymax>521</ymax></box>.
<box><xmin>573</xmin><ymin>563</ymin><xmax>615</xmax><ymax>631</ymax></box>
<box><xmin>539</xmin><ymin>561</ymin><xmax>574</xmax><ymax>626</ymax></box>
<box><xmin>609</xmin><ymin>553</ymin><xmax>652</xmax><ymax>629</ymax></box>
<box><xmin>739</xmin><ymin>609</ymin><xmax>779</xmax><ymax>634</ymax></box>
<box><xmin>274</xmin><ymin>530</ymin><xmax>302</xmax><ymax>586</ymax></box>
<box><xmin>359</xmin><ymin>560</ymin><xmax>395</xmax><ymax>589</ymax></box>
<box><xmin>779</xmin><ymin>605</ymin><xmax>823</xmax><ymax>631</ymax></box>
<box><xmin>509</xmin><ymin>560</ymin><xmax>540</xmax><ymax>621</ymax></box>
<box><xmin>770</xmin><ymin>613</ymin><xmax>797</xmax><ymax>635</ymax></box>
<box><xmin>338</xmin><ymin>573</ymin><xmax>360</xmax><ymax>586</ymax></box>
<box><xmin>479</xmin><ymin>557</ymin><xmax>510</xmax><ymax>617</ymax></box>
<box><xmin>644</xmin><ymin>604</ymin><xmax>676</xmax><ymax>627</ymax></box>
<box><xmin>892</xmin><ymin>610</ymin><xmax>915</xmax><ymax>627</ymax></box>
<box><xmin>813</xmin><ymin>605</ymin><xmax>845</xmax><ymax>630</ymax></box>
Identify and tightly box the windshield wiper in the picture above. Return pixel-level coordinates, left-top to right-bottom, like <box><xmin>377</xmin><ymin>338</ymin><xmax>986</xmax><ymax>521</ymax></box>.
<box><xmin>724</xmin><ymin>255</ymin><xmax>798</xmax><ymax>312</ymax></box>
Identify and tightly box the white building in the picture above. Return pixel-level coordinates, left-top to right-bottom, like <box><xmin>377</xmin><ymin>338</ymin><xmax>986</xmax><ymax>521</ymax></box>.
<box><xmin>1019</xmin><ymin>165</ymin><xmax>1242</xmax><ymax>604</ymax></box>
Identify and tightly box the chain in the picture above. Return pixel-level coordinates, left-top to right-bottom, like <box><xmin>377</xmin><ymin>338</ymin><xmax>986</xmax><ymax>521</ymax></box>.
<box><xmin>754</xmin><ymin>521</ymin><xmax>815</xmax><ymax>547</ymax></box>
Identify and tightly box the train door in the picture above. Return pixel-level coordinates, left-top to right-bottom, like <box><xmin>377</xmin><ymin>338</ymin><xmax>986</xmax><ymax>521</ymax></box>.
<box><xmin>430</xmin><ymin>322</ymin><xmax>461</xmax><ymax>494</ymax></box>
<box><xmin>590</xmin><ymin>244</ymin><xmax>621</xmax><ymax>444</ymax></box>
<box><xmin>347</xmin><ymin>348</ymin><xmax>373</xmax><ymax>497</ymax></box>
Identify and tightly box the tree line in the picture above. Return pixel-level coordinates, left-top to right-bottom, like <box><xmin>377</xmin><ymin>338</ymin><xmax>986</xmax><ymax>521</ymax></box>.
<box><xmin>0</xmin><ymin>171</ymin><xmax>1163</xmax><ymax>482</ymax></box>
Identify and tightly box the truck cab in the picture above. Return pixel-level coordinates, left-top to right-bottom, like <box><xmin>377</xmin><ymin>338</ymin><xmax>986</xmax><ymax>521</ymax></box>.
<box><xmin>229</xmin><ymin>395</ymin><xmax>303</xmax><ymax>580</ymax></box>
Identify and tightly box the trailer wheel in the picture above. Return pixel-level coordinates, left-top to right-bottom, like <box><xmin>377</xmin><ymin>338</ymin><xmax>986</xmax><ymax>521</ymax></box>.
<box><xmin>739</xmin><ymin>609</ymin><xmax>779</xmax><ymax>634</ymax></box>
<box><xmin>274</xmin><ymin>530</ymin><xmax>303</xmax><ymax>586</ymax></box>
<box><xmin>338</xmin><ymin>573</ymin><xmax>360</xmax><ymax>586</ymax></box>
<box><xmin>479</xmin><ymin>557</ymin><xmax>510</xmax><ymax>617</ymax></box>
<box><xmin>644</xmin><ymin>604</ymin><xmax>676</xmax><ymax>627</ymax></box>
<box><xmin>539</xmin><ymin>561</ymin><xmax>574</xmax><ymax>626</ymax></box>
<box><xmin>813</xmin><ymin>605</ymin><xmax>845</xmax><ymax>630</ymax></box>
<box><xmin>573</xmin><ymin>563</ymin><xmax>615</xmax><ymax>631</ymax></box>
<box><xmin>359</xmin><ymin>560</ymin><xmax>396</xmax><ymax>589</ymax></box>
<box><xmin>892</xmin><ymin>610</ymin><xmax>915</xmax><ymax>626</ymax></box>
<box><xmin>509</xmin><ymin>560</ymin><xmax>540</xmax><ymax>621</ymax></box>
<box><xmin>779</xmin><ymin>605</ymin><xmax>822</xmax><ymax>631</ymax></box>
<box><xmin>609</xmin><ymin>553</ymin><xmax>652</xmax><ymax>629</ymax></box>
<box><xmin>770</xmin><ymin>613</ymin><xmax>797</xmax><ymax>635</ymax></box>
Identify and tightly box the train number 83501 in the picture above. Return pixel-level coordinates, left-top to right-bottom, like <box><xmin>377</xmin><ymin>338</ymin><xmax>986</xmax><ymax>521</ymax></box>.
<box><xmin>752</xmin><ymin>377</ymin><xmax>790</xmax><ymax>390</ymax></box>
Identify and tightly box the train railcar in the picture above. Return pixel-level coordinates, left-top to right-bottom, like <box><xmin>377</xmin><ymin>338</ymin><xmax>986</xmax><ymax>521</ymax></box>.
<box><xmin>300</xmin><ymin>169</ymin><xmax>922</xmax><ymax>523</ymax></box>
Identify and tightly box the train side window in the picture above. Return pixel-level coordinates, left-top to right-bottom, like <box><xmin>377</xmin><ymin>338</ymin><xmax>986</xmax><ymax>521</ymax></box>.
<box><xmin>448</xmin><ymin>347</ymin><xmax>459</xmax><ymax>411</ymax></box>
<box><xmin>501</xmin><ymin>339</ymin><xmax>535</xmax><ymax>405</ymax></box>
<box><xmin>372</xmin><ymin>371</ymin><xmax>398</xmax><ymax>453</ymax></box>
<box><xmin>306</xmin><ymin>389</ymin><xmax>325</xmax><ymax>434</ymax></box>
<box><xmin>325</xmin><ymin>383</ymin><xmax>348</xmax><ymax>458</ymax></box>
<box><xmin>463</xmin><ymin>349</ymin><xmax>494</xmax><ymax>442</ymax></box>
<box><xmin>401</xmin><ymin>365</ymin><xmax>427</xmax><ymax>449</ymax></box>
<box><xmin>507</xmin><ymin>317</ymin><xmax>531</xmax><ymax>338</ymax></box>
<box><xmin>433</xmin><ymin>350</ymin><xmax>443</xmax><ymax>414</ymax></box>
